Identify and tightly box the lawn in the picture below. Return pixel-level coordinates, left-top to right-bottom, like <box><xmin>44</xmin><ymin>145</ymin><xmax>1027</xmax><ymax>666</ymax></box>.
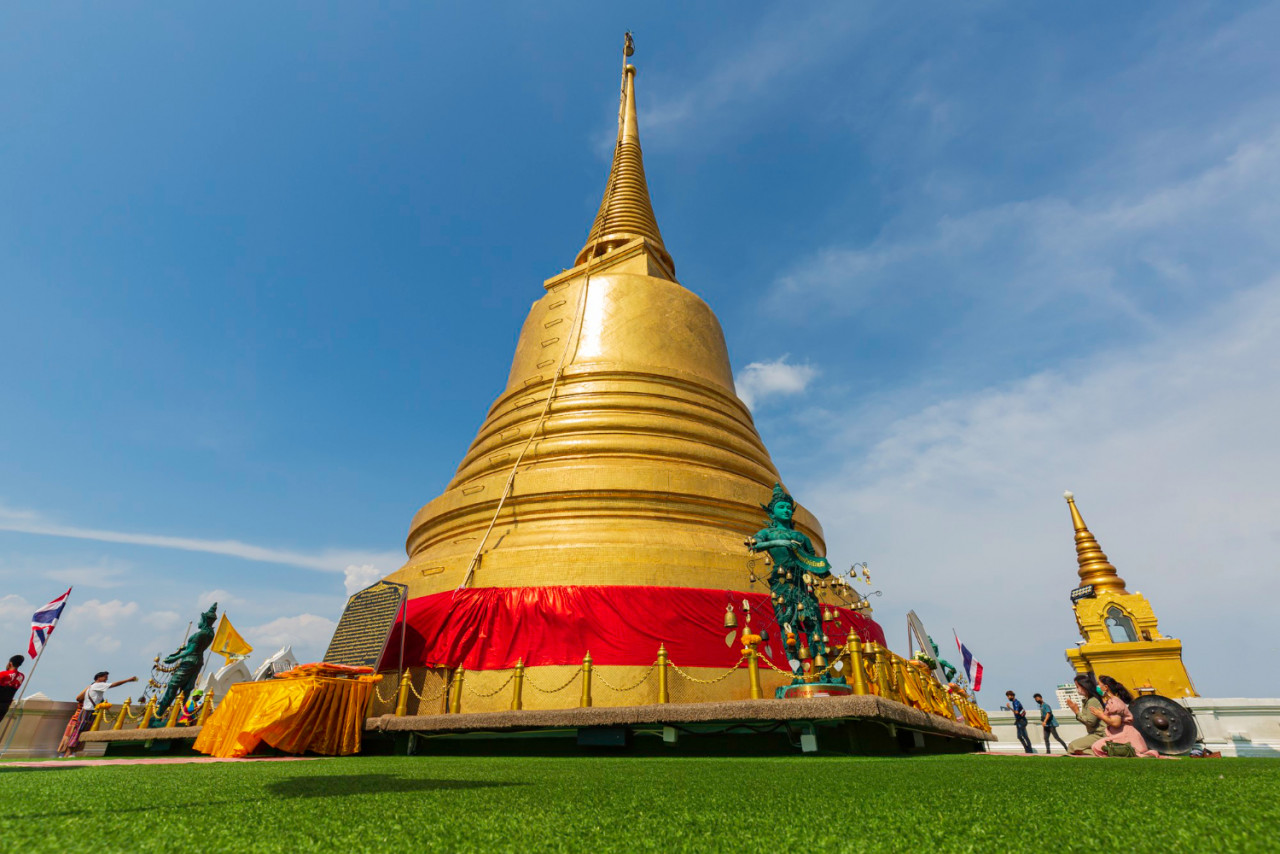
<box><xmin>2</xmin><ymin>755</ymin><xmax>1276</xmax><ymax>852</ymax></box>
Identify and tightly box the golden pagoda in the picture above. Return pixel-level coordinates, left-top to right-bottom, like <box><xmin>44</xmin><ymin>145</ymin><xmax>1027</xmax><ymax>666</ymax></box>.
<box><xmin>1062</xmin><ymin>491</ymin><xmax>1197</xmax><ymax>697</ymax></box>
<box><xmin>378</xmin><ymin>39</ymin><xmax>883</xmax><ymax>711</ymax></box>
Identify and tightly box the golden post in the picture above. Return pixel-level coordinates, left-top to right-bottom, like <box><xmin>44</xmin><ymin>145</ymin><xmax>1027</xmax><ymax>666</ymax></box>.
<box><xmin>743</xmin><ymin>633</ymin><xmax>763</xmax><ymax>700</ymax></box>
<box><xmin>197</xmin><ymin>692</ymin><xmax>215</xmax><ymax>725</ymax></box>
<box><xmin>580</xmin><ymin>652</ymin><xmax>593</xmax><ymax>708</ymax></box>
<box><xmin>846</xmin><ymin>633</ymin><xmax>869</xmax><ymax>695</ymax></box>
<box><xmin>165</xmin><ymin>692</ymin><xmax>184</xmax><ymax>728</ymax></box>
<box><xmin>90</xmin><ymin>702</ymin><xmax>111</xmax><ymax>732</ymax></box>
<box><xmin>874</xmin><ymin>646</ymin><xmax>894</xmax><ymax>702</ymax></box>
<box><xmin>511</xmin><ymin>659</ymin><xmax>524</xmax><ymax>711</ymax></box>
<box><xmin>862</xmin><ymin>642</ymin><xmax>881</xmax><ymax>696</ymax></box>
<box><xmin>112</xmin><ymin>698</ymin><xmax>131</xmax><ymax>731</ymax></box>
<box><xmin>139</xmin><ymin>698</ymin><xmax>155</xmax><ymax>729</ymax></box>
<box><xmin>448</xmin><ymin>669</ymin><xmax>464</xmax><ymax>715</ymax></box>
<box><xmin>657</xmin><ymin>644</ymin><xmax>669</xmax><ymax>704</ymax></box>
<box><xmin>395</xmin><ymin>670</ymin><xmax>411</xmax><ymax>717</ymax></box>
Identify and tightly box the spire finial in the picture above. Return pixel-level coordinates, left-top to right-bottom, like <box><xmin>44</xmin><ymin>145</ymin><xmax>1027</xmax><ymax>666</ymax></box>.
<box><xmin>574</xmin><ymin>35</ymin><xmax>674</xmax><ymax>274</ymax></box>
<box><xmin>1063</xmin><ymin>491</ymin><xmax>1127</xmax><ymax>595</ymax></box>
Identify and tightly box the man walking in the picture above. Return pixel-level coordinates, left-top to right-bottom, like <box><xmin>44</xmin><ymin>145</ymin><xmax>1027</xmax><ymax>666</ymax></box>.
<box><xmin>1006</xmin><ymin>690</ymin><xmax>1034</xmax><ymax>753</ymax></box>
<box><xmin>1034</xmin><ymin>692</ymin><xmax>1070</xmax><ymax>754</ymax></box>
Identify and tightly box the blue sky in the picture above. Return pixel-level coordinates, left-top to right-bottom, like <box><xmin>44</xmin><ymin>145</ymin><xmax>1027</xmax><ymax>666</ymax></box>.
<box><xmin>2</xmin><ymin>2</ymin><xmax>1278</xmax><ymax>703</ymax></box>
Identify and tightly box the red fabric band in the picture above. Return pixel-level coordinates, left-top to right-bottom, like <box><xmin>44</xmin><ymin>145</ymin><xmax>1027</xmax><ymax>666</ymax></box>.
<box><xmin>386</xmin><ymin>585</ymin><xmax>886</xmax><ymax>672</ymax></box>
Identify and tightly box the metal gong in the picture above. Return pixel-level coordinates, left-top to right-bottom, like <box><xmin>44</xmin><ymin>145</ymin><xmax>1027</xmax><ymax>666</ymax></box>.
<box><xmin>1130</xmin><ymin>695</ymin><xmax>1197</xmax><ymax>755</ymax></box>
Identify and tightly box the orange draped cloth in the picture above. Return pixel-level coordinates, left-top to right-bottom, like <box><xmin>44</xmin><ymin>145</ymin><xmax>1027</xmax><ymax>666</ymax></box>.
<box><xmin>194</xmin><ymin>665</ymin><xmax>380</xmax><ymax>758</ymax></box>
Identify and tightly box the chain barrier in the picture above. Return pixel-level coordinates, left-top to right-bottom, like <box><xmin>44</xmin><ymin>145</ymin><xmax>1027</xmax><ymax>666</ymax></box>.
<box><xmin>523</xmin><ymin>667</ymin><xmax>582</xmax><ymax>694</ymax></box>
<box><xmin>409</xmin><ymin>672</ymin><xmax>449</xmax><ymax>704</ymax></box>
<box><xmin>374</xmin><ymin>680</ymin><xmax>398</xmax><ymax>706</ymax></box>
<box><xmin>668</xmin><ymin>654</ymin><xmax>747</xmax><ymax>686</ymax></box>
<box><xmin>593</xmin><ymin>661</ymin><xmax>657</xmax><ymax>693</ymax></box>
<box><xmin>464</xmin><ymin>669</ymin><xmax>518</xmax><ymax>698</ymax></box>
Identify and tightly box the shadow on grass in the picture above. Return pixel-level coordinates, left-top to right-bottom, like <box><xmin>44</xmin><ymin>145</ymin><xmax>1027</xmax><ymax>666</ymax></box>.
<box><xmin>266</xmin><ymin>774</ymin><xmax>524</xmax><ymax>798</ymax></box>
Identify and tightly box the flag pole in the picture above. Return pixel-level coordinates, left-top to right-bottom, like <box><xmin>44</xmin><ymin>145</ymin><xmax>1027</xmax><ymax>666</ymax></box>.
<box><xmin>0</xmin><ymin>589</ymin><xmax>72</xmax><ymax>758</ymax></box>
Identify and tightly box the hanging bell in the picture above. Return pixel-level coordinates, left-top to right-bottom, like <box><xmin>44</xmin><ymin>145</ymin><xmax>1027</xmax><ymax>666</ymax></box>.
<box><xmin>822</xmin><ymin>608</ymin><xmax>834</xmax><ymax>621</ymax></box>
<box><xmin>723</xmin><ymin>606</ymin><xmax>738</xmax><ymax>629</ymax></box>
<box><xmin>799</xmin><ymin>643</ymin><xmax>812</xmax><ymax>660</ymax></box>
<box><xmin>814</xmin><ymin>654</ymin><xmax>828</xmax><ymax>669</ymax></box>
<box><xmin>785</xmin><ymin>572</ymin><xmax>793</xmax><ymax>580</ymax></box>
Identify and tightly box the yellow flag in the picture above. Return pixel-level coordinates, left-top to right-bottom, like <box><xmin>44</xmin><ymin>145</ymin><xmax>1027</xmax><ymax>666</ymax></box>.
<box><xmin>211</xmin><ymin>614</ymin><xmax>253</xmax><ymax>664</ymax></box>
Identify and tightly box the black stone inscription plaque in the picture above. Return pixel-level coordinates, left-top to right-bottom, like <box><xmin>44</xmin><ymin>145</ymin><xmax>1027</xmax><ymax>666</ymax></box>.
<box><xmin>324</xmin><ymin>580</ymin><xmax>407</xmax><ymax>668</ymax></box>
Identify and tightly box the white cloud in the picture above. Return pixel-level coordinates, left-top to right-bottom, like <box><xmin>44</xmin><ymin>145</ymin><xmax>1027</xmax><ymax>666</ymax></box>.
<box><xmin>0</xmin><ymin>504</ymin><xmax>400</xmax><ymax>578</ymax></box>
<box><xmin>70</xmin><ymin>599</ymin><xmax>139</xmax><ymax>627</ymax></box>
<box><xmin>637</xmin><ymin>4</ymin><xmax>867</xmax><ymax>146</ymax></box>
<box><xmin>197</xmin><ymin>589</ymin><xmax>248</xmax><ymax>611</ymax></box>
<box><xmin>773</xmin><ymin>127</ymin><xmax>1280</xmax><ymax>332</ymax></box>
<box><xmin>46</xmin><ymin>562</ymin><xmax>131</xmax><ymax>589</ymax></box>
<box><xmin>801</xmin><ymin>278</ymin><xmax>1280</xmax><ymax>697</ymax></box>
<box><xmin>248</xmin><ymin>614</ymin><xmax>338</xmax><ymax>663</ymax></box>
<box><xmin>343</xmin><ymin>564</ymin><xmax>386</xmax><ymax>596</ymax></box>
<box><xmin>0</xmin><ymin>593</ymin><xmax>32</xmax><ymax>623</ymax></box>
<box><xmin>735</xmin><ymin>356</ymin><xmax>818</xmax><ymax>410</ymax></box>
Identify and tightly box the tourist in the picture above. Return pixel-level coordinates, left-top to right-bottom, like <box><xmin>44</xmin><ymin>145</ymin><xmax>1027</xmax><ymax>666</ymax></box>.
<box><xmin>1064</xmin><ymin>673</ymin><xmax>1107</xmax><ymax>754</ymax></box>
<box><xmin>1005</xmin><ymin>690</ymin><xmax>1034</xmax><ymax>753</ymax></box>
<box><xmin>0</xmin><ymin>655</ymin><xmax>24</xmax><ymax>721</ymax></box>
<box><xmin>1088</xmin><ymin>675</ymin><xmax>1160</xmax><ymax>758</ymax></box>
<box><xmin>58</xmin><ymin>670</ymin><xmax>137</xmax><ymax>757</ymax></box>
<box><xmin>1033</xmin><ymin>692</ymin><xmax>1070</xmax><ymax>754</ymax></box>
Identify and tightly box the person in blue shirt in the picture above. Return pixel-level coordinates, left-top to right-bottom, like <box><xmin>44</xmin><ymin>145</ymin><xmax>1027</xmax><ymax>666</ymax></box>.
<box><xmin>1034</xmin><ymin>692</ymin><xmax>1070</xmax><ymax>754</ymax></box>
<box><xmin>1005</xmin><ymin>690</ymin><xmax>1034</xmax><ymax>752</ymax></box>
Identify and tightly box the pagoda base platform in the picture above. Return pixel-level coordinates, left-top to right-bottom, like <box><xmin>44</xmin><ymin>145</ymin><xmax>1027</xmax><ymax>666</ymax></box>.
<box><xmin>79</xmin><ymin>726</ymin><xmax>203</xmax><ymax>757</ymax></box>
<box><xmin>364</xmin><ymin>695</ymin><xmax>992</xmax><ymax>757</ymax></box>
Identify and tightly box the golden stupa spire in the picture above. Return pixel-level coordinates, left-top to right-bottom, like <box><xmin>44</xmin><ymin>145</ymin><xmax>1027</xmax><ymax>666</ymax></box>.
<box><xmin>1063</xmin><ymin>491</ymin><xmax>1127</xmax><ymax>595</ymax></box>
<box><xmin>575</xmin><ymin>33</ymin><xmax>674</xmax><ymax>274</ymax></box>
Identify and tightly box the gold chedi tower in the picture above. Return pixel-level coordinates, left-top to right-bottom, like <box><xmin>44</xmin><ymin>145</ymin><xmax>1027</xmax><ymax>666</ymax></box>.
<box><xmin>1062</xmin><ymin>491</ymin><xmax>1196</xmax><ymax>697</ymax></box>
<box><xmin>379</xmin><ymin>40</ymin><xmax>884</xmax><ymax>711</ymax></box>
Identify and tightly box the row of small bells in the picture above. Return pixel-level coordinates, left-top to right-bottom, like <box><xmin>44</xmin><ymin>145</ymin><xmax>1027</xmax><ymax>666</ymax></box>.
<box><xmin>724</xmin><ymin>563</ymin><xmax>874</xmax><ymax>674</ymax></box>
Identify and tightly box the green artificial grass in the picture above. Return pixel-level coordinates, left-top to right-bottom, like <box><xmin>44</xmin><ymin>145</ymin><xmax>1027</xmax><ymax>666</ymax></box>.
<box><xmin>2</xmin><ymin>755</ymin><xmax>1276</xmax><ymax>853</ymax></box>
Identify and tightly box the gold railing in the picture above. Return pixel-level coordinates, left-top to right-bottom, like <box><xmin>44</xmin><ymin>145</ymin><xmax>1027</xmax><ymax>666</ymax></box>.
<box><xmin>87</xmin><ymin>690</ymin><xmax>221</xmax><ymax>733</ymax></box>
<box><xmin>367</xmin><ymin>636</ymin><xmax>991</xmax><ymax>733</ymax></box>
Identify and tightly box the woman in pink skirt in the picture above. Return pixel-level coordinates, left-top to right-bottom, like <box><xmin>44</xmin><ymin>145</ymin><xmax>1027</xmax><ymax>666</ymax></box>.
<box><xmin>1089</xmin><ymin>675</ymin><xmax>1160</xmax><ymax>758</ymax></box>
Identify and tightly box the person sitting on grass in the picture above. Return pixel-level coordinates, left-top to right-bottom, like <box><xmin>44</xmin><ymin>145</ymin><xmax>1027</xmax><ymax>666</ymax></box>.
<box><xmin>1088</xmin><ymin>675</ymin><xmax>1159</xmax><ymax>758</ymax></box>
<box><xmin>1064</xmin><ymin>673</ymin><xmax>1107</xmax><ymax>754</ymax></box>
<box><xmin>1033</xmin><ymin>692</ymin><xmax>1070</xmax><ymax>754</ymax></box>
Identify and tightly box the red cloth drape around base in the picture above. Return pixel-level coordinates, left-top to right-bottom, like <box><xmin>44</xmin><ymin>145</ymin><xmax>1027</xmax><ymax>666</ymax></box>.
<box><xmin>386</xmin><ymin>585</ymin><xmax>885</xmax><ymax>672</ymax></box>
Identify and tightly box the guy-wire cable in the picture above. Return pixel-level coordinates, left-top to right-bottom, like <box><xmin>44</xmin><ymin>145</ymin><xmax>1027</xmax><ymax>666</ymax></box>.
<box><xmin>455</xmin><ymin>34</ymin><xmax>636</xmax><ymax>593</ymax></box>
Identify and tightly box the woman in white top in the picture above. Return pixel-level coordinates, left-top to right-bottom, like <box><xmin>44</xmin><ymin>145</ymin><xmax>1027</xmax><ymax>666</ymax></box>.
<box><xmin>57</xmin><ymin>670</ymin><xmax>137</xmax><ymax>757</ymax></box>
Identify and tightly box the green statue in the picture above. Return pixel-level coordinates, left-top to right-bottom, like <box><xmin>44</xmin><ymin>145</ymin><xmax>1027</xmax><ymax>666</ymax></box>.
<box><xmin>930</xmin><ymin>636</ymin><xmax>958</xmax><ymax>684</ymax></box>
<box><xmin>747</xmin><ymin>484</ymin><xmax>844</xmax><ymax>694</ymax></box>
<box><xmin>154</xmin><ymin>603</ymin><xmax>217</xmax><ymax>720</ymax></box>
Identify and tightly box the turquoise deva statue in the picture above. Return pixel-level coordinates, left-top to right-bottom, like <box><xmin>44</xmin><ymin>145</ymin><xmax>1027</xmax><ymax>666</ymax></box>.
<box><xmin>747</xmin><ymin>484</ymin><xmax>845</xmax><ymax>695</ymax></box>
<box><xmin>154</xmin><ymin>603</ymin><xmax>217</xmax><ymax>720</ymax></box>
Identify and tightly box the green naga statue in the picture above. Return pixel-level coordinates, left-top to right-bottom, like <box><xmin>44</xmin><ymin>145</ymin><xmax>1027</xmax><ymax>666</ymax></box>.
<box><xmin>747</xmin><ymin>484</ymin><xmax>845</xmax><ymax>695</ymax></box>
<box><xmin>154</xmin><ymin>603</ymin><xmax>218</xmax><ymax>719</ymax></box>
<box><xmin>915</xmin><ymin>636</ymin><xmax>959</xmax><ymax>684</ymax></box>
<box><xmin>932</xmin><ymin>637</ymin><xmax>958</xmax><ymax>684</ymax></box>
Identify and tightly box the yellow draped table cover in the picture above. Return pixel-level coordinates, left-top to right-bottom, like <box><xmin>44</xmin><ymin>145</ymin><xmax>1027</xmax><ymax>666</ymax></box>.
<box><xmin>194</xmin><ymin>666</ymin><xmax>380</xmax><ymax>758</ymax></box>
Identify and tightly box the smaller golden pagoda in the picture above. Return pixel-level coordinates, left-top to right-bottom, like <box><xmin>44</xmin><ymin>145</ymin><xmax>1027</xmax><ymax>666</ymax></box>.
<box><xmin>1062</xmin><ymin>491</ymin><xmax>1197</xmax><ymax>697</ymax></box>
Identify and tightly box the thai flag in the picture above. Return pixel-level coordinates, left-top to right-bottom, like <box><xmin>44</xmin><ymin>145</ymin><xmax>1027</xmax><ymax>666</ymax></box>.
<box><xmin>954</xmin><ymin>631</ymin><xmax>983</xmax><ymax>692</ymax></box>
<box><xmin>29</xmin><ymin>588</ymin><xmax>72</xmax><ymax>659</ymax></box>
